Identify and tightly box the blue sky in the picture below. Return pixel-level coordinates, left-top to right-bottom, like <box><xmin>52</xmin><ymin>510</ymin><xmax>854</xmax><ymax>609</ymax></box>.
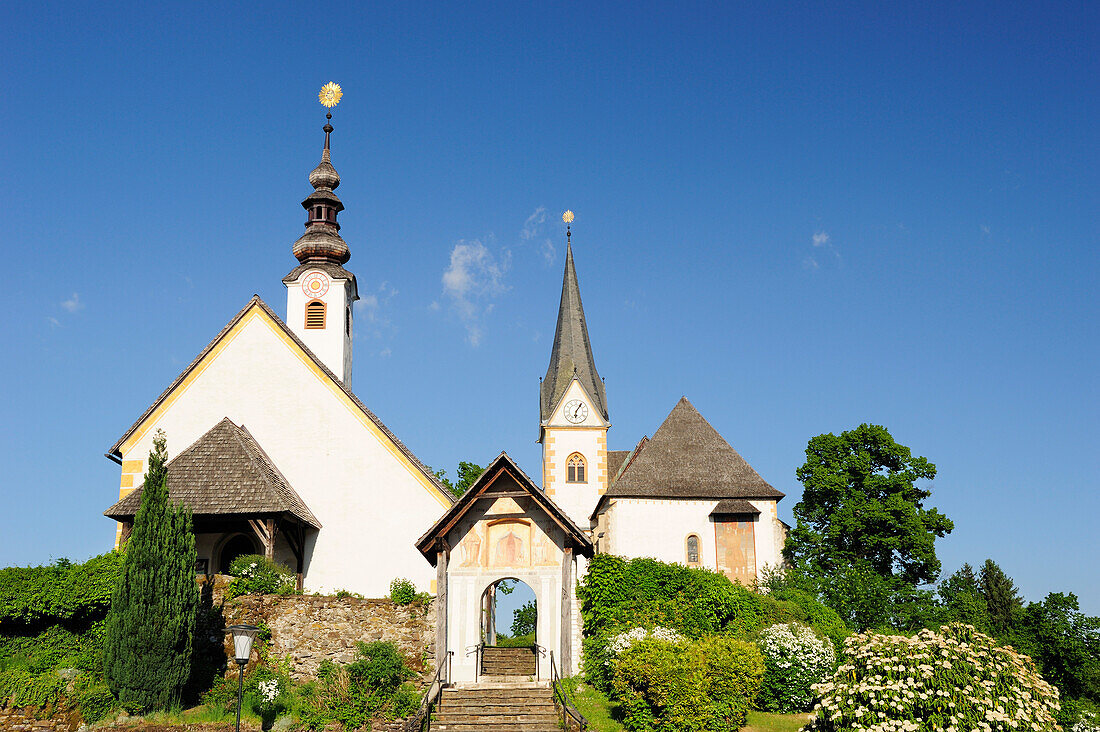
<box><xmin>1</xmin><ymin>2</ymin><xmax>1097</xmax><ymax>614</ymax></box>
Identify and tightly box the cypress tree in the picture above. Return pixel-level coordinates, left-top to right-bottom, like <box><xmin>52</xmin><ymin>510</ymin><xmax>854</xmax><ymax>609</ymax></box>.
<box><xmin>979</xmin><ymin>558</ymin><xmax>1023</xmax><ymax>637</ymax></box>
<box><xmin>104</xmin><ymin>430</ymin><xmax>198</xmax><ymax>712</ymax></box>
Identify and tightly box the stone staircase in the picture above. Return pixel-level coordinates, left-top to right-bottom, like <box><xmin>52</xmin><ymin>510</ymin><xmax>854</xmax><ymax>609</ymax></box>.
<box><xmin>432</xmin><ymin>682</ymin><xmax>559</xmax><ymax>732</ymax></box>
<box><xmin>481</xmin><ymin>646</ymin><xmax>537</xmax><ymax>678</ymax></box>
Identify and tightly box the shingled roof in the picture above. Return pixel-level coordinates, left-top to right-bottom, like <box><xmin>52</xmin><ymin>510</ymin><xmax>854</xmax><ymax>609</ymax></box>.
<box><xmin>104</xmin><ymin>418</ymin><xmax>321</xmax><ymax>528</ymax></box>
<box><xmin>540</xmin><ymin>243</ymin><xmax>608</xmax><ymax>421</ymax></box>
<box><xmin>605</xmin><ymin>397</ymin><xmax>784</xmax><ymax>500</ymax></box>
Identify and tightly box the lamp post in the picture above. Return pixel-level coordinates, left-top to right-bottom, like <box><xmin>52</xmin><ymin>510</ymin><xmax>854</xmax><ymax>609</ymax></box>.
<box><xmin>226</xmin><ymin>624</ymin><xmax>259</xmax><ymax>732</ymax></box>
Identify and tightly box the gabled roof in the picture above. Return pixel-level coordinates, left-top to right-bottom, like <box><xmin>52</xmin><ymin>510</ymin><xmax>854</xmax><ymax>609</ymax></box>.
<box><xmin>606</xmin><ymin>397</ymin><xmax>784</xmax><ymax>501</ymax></box>
<box><xmin>540</xmin><ymin>244</ymin><xmax>607</xmax><ymax>422</ymax></box>
<box><xmin>106</xmin><ymin>295</ymin><xmax>453</xmax><ymax>505</ymax></box>
<box><xmin>416</xmin><ymin>452</ymin><xmax>594</xmax><ymax>564</ymax></box>
<box><xmin>104</xmin><ymin>418</ymin><xmax>321</xmax><ymax>527</ymax></box>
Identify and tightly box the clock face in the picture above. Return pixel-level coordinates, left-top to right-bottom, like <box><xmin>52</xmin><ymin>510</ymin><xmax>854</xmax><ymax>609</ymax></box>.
<box><xmin>302</xmin><ymin>271</ymin><xmax>330</xmax><ymax>299</ymax></box>
<box><xmin>564</xmin><ymin>399</ymin><xmax>588</xmax><ymax>423</ymax></box>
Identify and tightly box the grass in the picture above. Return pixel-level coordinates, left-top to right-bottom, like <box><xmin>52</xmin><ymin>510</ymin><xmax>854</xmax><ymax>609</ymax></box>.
<box><xmin>563</xmin><ymin>678</ymin><xmax>812</xmax><ymax>732</ymax></box>
<box><xmin>743</xmin><ymin>710</ymin><xmax>815</xmax><ymax>732</ymax></box>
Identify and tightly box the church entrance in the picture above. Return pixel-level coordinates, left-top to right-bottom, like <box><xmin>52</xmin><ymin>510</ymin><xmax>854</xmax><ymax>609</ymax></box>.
<box><xmin>479</xmin><ymin>578</ymin><xmax>537</xmax><ymax>678</ymax></box>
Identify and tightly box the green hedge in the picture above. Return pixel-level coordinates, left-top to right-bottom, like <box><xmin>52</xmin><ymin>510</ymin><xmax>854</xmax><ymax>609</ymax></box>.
<box><xmin>0</xmin><ymin>553</ymin><xmax>123</xmax><ymax>628</ymax></box>
<box><xmin>577</xmin><ymin>554</ymin><xmax>847</xmax><ymax>690</ymax></box>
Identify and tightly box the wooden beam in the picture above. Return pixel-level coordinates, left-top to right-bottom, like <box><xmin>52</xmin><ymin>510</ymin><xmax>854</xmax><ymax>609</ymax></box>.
<box><xmin>119</xmin><ymin>521</ymin><xmax>133</xmax><ymax>547</ymax></box>
<box><xmin>436</xmin><ymin>539</ymin><xmax>448</xmax><ymax>669</ymax></box>
<box><xmin>561</xmin><ymin>545</ymin><xmax>573</xmax><ymax>677</ymax></box>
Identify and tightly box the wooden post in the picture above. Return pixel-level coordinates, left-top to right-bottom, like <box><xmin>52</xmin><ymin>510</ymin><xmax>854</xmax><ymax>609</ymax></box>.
<box><xmin>247</xmin><ymin>518</ymin><xmax>278</xmax><ymax>560</ymax></box>
<box><xmin>436</xmin><ymin>540</ymin><xmax>448</xmax><ymax>670</ymax></box>
<box><xmin>561</xmin><ymin>544</ymin><xmax>573</xmax><ymax>678</ymax></box>
<box><xmin>119</xmin><ymin>521</ymin><xmax>133</xmax><ymax>547</ymax></box>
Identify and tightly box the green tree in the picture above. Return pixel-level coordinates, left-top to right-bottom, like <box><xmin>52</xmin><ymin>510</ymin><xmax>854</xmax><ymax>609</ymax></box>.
<box><xmin>1016</xmin><ymin>593</ymin><xmax>1100</xmax><ymax>705</ymax></box>
<box><xmin>511</xmin><ymin>600</ymin><xmax>536</xmax><ymax>637</ymax></box>
<box><xmin>939</xmin><ymin>563</ymin><xmax>990</xmax><ymax>631</ymax></box>
<box><xmin>432</xmin><ymin>461</ymin><xmax>485</xmax><ymax>498</ymax></box>
<box><xmin>103</xmin><ymin>431</ymin><xmax>198</xmax><ymax>712</ymax></box>
<box><xmin>785</xmin><ymin>424</ymin><xmax>954</xmax><ymax>586</ymax></box>
<box><xmin>979</xmin><ymin>558</ymin><xmax>1022</xmax><ymax>636</ymax></box>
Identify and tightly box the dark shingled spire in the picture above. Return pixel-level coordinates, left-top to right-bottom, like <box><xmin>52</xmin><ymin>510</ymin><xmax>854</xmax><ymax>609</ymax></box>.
<box><xmin>541</xmin><ymin>241</ymin><xmax>608</xmax><ymax>421</ymax></box>
<box><xmin>292</xmin><ymin>113</ymin><xmax>350</xmax><ymax>265</ymax></box>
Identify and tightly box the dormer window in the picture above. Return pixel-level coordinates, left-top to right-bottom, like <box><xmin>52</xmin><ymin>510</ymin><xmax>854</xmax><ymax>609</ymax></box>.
<box><xmin>566</xmin><ymin>453</ymin><xmax>586</xmax><ymax>483</ymax></box>
<box><xmin>305</xmin><ymin>299</ymin><xmax>326</xmax><ymax>329</ymax></box>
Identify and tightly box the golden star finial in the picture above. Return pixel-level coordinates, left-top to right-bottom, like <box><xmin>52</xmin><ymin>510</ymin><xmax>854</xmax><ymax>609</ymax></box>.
<box><xmin>319</xmin><ymin>82</ymin><xmax>343</xmax><ymax>109</ymax></box>
<box><xmin>562</xmin><ymin>210</ymin><xmax>574</xmax><ymax>224</ymax></box>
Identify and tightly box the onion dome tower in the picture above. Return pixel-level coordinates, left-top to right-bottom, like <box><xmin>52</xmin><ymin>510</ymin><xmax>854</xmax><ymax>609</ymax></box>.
<box><xmin>283</xmin><ymin>82</ymin><xmax>359</xmax><ymax>387</ymax></box>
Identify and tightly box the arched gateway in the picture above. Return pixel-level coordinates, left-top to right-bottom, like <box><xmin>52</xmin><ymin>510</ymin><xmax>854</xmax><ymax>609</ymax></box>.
<box><xmin>416</xmin><ymin>452</ymin><xmax>593</xmax><ymax>682</ymax></box>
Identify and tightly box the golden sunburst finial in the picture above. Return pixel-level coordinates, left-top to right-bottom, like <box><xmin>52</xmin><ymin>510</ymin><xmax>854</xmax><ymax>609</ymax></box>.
<box><xmin>562</xmin><ymin>210</ymin><xmax>574</xmax><ymax>224</ymax></box>
<box><xmin>319</xmin><ymin>82</ymin><xmax>343</xmax><ymax>109</ymax></box>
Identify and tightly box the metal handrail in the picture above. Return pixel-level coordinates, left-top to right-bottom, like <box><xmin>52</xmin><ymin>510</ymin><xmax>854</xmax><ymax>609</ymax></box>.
<box><xmin>404</xmin><ymin>650</ymin><xmax>453</xmax><ymax>732</ymax></box>
<box><xmin>465</xmin><ymin>642</ymin><xmax>485</xmax><ymax>683</ymax></box>
<box><xmin>532</xmin><ymin>643</ymin><xmax>547</xmax><ymax>681</ymax></box>
<box><xmin>549</xmin><ymin>651</ymin><xmax>589</xmax><ymax>731</ymax></box>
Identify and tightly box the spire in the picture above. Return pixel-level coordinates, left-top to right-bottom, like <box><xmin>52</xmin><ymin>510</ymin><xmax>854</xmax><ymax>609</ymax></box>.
<box><xmin>292</xmin><ymin>83</ymin><xmax>350</xmax><ymax>265</ymax></box>
<box><xmin>541</xmin><ymin>211</ymin><xmax>608</xmax><ymax>421</ymax></box>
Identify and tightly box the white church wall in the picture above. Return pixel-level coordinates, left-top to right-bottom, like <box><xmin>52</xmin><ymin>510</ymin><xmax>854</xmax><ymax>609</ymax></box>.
<box><xmin>608</xmin><ymin>498</ymin><xmax>720</xmax><ymax>570</ymax></box>
<box><xmin>116</xmin><ymin>307</ymin><xmax>451</xmax><ymax>598</ymax></box>
<box><xmin>748</xmin><ymin>499</ymin><xmax>784</xmax><ymax>574</ymax></box>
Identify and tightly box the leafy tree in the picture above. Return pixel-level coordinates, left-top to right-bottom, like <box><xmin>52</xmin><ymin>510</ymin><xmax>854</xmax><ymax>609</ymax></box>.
<box><xmin>512</xmin><ymin>600</ymin><xmax>536</xmax><ymax>637</ymax></box>
<box><xmin>938</xmin><ymin>563</ymin><xmax>990</xmax><ymax>631</ymax></box>
<box><xmin>1016</xmin><ymin>593</ymin><xmax>1100</xmax><ymax>706</ymax></box>
<box><xmin>103</xmin><ymin>431</ymin><xmax>198</xmax><ymax>712</ymax></box>
<box><xmin>785</xmin><ymin>424</ymin><xmax>954</xmax><ymax>586</ymax></box>
<box><xmin>432</xmin><ymin>461</ymin><xmax>485</xmax><ymax>498</ymax></box>
<box><xmin>979</xmin><ymin>558</ymin><xmax>1022</xmax><ymax>636</ymax></box>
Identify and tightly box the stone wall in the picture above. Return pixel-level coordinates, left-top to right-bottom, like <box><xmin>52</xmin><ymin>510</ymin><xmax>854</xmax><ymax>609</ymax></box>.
<box><xmin>0</xmin><ymin>706</ymin><xmax>81</xmax><ymax>731</ymax></box>
<box><xmin>222</xmin><ymin>594</ymin><xmax>436</xmax><ymax>680</ymax></box>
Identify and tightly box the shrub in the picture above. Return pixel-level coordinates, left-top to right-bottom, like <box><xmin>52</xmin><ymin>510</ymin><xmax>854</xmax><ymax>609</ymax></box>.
<box><xmin>389</xmin><ymin>578</ymin><xmax>417</xmax><ymax>605</ymax></box>
<box><xmin>756</xmin><ymin>622</ymin><xmax>835</xmax><ymax>713</ymax></box>
<box><xmin>0</xmin><ymin>552</ymin><xmax>123</xmax><ymax>629</ymax></box>
<box><xmin>225</xmin><ymin>555</ymin><xmax>297</xmax><ymax>598</ymax></box>
<box><xmin>807</xmin><ymin>623</ymin><xmax>1061</xmax><ymax>731</ymax></box>
<box><xmin>296</xmin><ymin>641</ymin><xmax>418</xmax><ymax>728</ymax></box>
<box><xmin>611</xmin><ymin>634</ymin><xmax>765</xmax><ymax>732</ymax></box>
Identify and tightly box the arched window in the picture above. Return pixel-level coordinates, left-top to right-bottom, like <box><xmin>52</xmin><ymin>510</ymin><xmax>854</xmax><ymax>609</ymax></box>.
<box><xmin>305</xmin><ymin>299</ymin><xmax>326</xmax><ymax>329</ymax></box>
<box><xmin>686</xmin><ymin>534</ymin><xmax>700</xmax><ymax>566</ymax></box>
<box><xmin>566</xmin><ymin>453</ymin><xmax>586</xmax><ymax>483</ymax></box>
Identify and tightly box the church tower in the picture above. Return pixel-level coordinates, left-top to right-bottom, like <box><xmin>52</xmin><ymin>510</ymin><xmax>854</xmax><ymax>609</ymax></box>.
<box><xmin>539</xmin><ymin>213</ymin><xmax>608</xmax><ymax>531</ymax></box>
<box><xmin>284</xmin><ymin>87</ymin><xmax>359</xmax><ymax>387</ymax></box>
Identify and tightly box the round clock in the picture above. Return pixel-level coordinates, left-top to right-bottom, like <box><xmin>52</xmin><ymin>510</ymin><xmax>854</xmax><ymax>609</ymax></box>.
<box><xmin>302</xmin><ymin>271</ymin><xmax>330</xmax><ymax>299</ymax></box>
<box><xmin>564</xmin><ymin>399</ymin><xmax>588</xmax><ymax>423</ymax></box>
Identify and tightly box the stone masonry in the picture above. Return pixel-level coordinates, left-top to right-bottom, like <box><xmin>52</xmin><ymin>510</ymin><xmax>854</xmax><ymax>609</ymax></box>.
<box><xmin>222</xmin><ymin>594</ymin><xmax>436</xmax><ymax>680</ymax></box>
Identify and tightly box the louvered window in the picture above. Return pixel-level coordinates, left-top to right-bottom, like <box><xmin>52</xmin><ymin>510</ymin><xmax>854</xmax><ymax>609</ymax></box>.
<box><xmin>567</xmin><ymin>453</ymin><xmax>586</xmax><ymax>483</ymax></box>
<box><xmin>305</xmin><ymin>300</ymin><xmax>326</xmax><ymax>329</ymax></box>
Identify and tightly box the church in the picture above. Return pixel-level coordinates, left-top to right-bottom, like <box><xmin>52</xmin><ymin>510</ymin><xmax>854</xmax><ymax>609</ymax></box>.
<box><xmin>103</xmin><ymin>94</ymin><xmax>787</xmax><ymax>679</ymax></box>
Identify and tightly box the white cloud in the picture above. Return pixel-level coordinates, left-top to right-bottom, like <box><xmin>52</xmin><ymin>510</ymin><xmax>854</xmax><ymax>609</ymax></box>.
<box><xmin>981</xmin><ymin>224</ymin><xmax>991</xmax><ymax>236</ymax></box>
<box><xmin>47</xmin><ymin>316</ymin><xmax>61</xmax><ymax>328</ymax></box>
<box><xmin>521</xmin><ymin>206</ymin><xmax>547</xmax><ymax>241</ymax></box>
<box><xmin>353</xmin><ymin>281</ymin><xmax>399</xmax><ymax>349</ymax></box>
<box><xmin>802</xmin><ymin>256</ymin><xmax>820</xmax><ymax>270</ymax></box>
<box><xmin>379</xmin><ymin>347</ymin><xmax>392</xmax><ymax>358</ymax></box>
<box><xmin>812</xmin><ymin>232</ymin><xmax>830</xmax><ymax>247</ymax></box>
<box><xmin>542</xmin><ymin>239</ymin><xmax>556</xmax><ymax>263</ymax></box>
<box><xmin>804</xmin><ymin>231</ymin><xmax>839</xmax><ymax>270</ymax></box>
<box><xmin>441</xmin><ymin>238</ymin><xmax>510</xmax><ymax>346</ymax></box>
<box><xmin>60</xmin><ymin>293</ymin><xmax>84</xmax><ymax>313</ymax></box>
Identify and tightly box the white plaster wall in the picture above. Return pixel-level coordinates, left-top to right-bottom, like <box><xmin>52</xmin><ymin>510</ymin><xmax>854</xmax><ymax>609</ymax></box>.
<box><xmin>117</xmin><ymin>307</ymin><xmax>451</xmax><ymax>597</ymax></box>
<box><xmin>286</xmin><ymin>272</ymin><xmax>353</xmax><ymax>385</ymax></box>
<box><xmin>608</xmin><ymin>498</ymin><xmax>720</xmax><ymax>570</ymax></box>
<box><xmin>543</xmin><ymin>380</ymin><xmax>607</xmax><ymax>531</ymax></box>
<box><xmin>747</xmin><ymin>499</ymin><xmax>783</xmax><ymax>574</ymax></box>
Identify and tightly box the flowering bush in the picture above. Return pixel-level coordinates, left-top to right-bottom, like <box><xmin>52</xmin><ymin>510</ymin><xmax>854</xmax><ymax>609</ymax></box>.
<box><xmin>807</xmin><ymin>623</ymin><xmax>1061</xmax><ymax>732</ymax></box>
<box><xmin>225</xmin><ymin>555</ymin><xmax>296</xmax><ymax>598</ymax></box>
<box><xmin>757</xmin><ymin>622</ymin><xmax>836</xmax><ymax>713</ymax></box>
<box><xmin>611</xmin><ymin>634</ymin><xmax>765</xmax><ymax>732</ymax></box>
<box><xmin>606</xmin><ymin>626</ymin><xmax>685</xmax><ymax>662</ymax></box>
